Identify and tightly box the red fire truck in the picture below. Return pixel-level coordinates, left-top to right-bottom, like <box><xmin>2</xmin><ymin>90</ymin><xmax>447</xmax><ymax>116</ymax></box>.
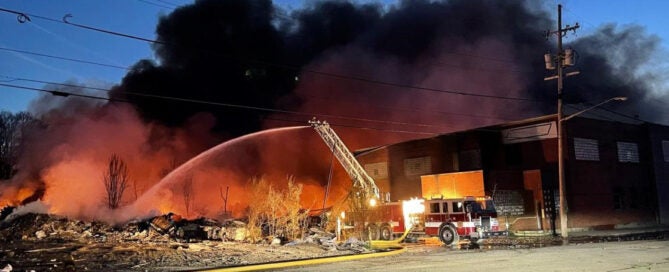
<box><xmin>368</xmin><ymin>196</ymin><xmax>506</xmax><ymax>245</ymax></box>
<box><xmin>309</xmin><ymin>119</ymin><xmax>506</xmax><ymax>246</ymax></box>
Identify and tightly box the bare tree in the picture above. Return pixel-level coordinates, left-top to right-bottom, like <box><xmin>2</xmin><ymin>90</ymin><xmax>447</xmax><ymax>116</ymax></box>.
<box><xmin>182</xmin><ymin>175</ymin><xmax>194</xmax><ymax>217</ymax></box>
<box><xmin>102</xmin><ymin>154</ymin><xmax>130</xmax><ymax>209</ymax></box>
<box><xmin>0</xmin><ymin>111</ymin><xmax>32</xmax><ymax>179</ymax></box>
<box><xmin>219</xmin><ymin>185</ymin><xmax>230</xmax><ymax>218</ymax></box>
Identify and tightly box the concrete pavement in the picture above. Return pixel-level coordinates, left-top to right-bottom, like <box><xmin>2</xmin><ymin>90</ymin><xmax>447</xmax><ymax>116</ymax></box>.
<box><xmin>201</xmin><ymin>225</ymin><xmax>669</xmax><ymax>272</ymax></box>
<box><xmin>277</xmin><ymin>239</ymin><xmax>669</xmax><ymax>271</ymax></box>
<box><xmin>274</xmin><ymin>225</ymin><xmax>669</xmax><ymax>271</ymax></box>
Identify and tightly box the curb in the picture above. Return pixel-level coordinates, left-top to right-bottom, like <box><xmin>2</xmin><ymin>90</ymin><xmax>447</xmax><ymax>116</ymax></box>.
<box><xmin>512</xmin><ymin>230</ymin><xmax>554</xmax><ymax>237</ymax></box>
<box><xmin>202</xmin><ymin>247</ymin><xmax>408</xmax><ymax>271</ymax></box>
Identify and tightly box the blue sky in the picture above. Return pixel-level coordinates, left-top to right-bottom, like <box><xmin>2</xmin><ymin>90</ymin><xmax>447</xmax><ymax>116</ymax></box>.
<box><xmin>1</xmin><ymin>0</ymin><xmax>668</xmax><ymax>113</ymax></box>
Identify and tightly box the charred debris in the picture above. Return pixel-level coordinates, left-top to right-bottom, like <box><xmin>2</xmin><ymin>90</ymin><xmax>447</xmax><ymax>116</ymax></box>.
<box><xmin>0</xmin><ymin>204</ymin><xmax>340</xmax><ymax>248</ymax></box>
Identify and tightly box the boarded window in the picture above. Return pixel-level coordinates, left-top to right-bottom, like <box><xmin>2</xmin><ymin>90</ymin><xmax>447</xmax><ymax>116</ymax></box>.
<box><xmin>364</xmin><ymin>162</ymin><xmax>388</xmax><ymax>179</ymax></box>
<box><xmin>617</xmin><ymin>142</ymin><xmax>640</xmax><ymax>163</ymax></box>
<box><xmin>574</xmin><ymin>138</ymin><xmax>599</xmax><ymax>161</ymax></box>
<box><xmin>404</xmin><ymin>156</ymin><xmax>431</xmax><ymax>176</ymax></box>
<box><xmin>663</xmin><ymin>140</ymin><xmax>669</xmax><ymax>162</ymax></box>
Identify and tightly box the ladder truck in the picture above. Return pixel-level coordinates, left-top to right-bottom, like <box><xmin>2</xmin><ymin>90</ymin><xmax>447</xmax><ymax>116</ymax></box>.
<box><xmin>309</xmin><ymin>119</ymin><xmax>505</xmax><ymax>245</ymax></box>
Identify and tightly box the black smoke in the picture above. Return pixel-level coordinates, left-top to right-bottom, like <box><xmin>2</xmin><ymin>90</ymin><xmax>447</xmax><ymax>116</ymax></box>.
<box><xmin>562</xmin><ymin>24</ymin><xmax>669</xmax><ymax>121</ymax></box>
<box><xmin>110</xmin><ymin>0</ymin><xmax>669</xmax><ymax>140</ymax></box>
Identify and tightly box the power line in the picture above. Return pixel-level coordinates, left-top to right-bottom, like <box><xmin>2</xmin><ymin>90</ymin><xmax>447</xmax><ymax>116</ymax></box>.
<box><xmin>0</xmin><ymin>82</ymin><xmax>439</xmax><ymax>136</ymax></box>
<box><xmin>61</xmin><ymin>14</ymin><xmax>162</xmax><ymax>44</ymax></box>
<box><xmin>0</xmin><ymin>46</ymin><xmax>130</xmax><ymax>70</ymax></box>
<box><xmin>0</xmin><ymin>76</ymin><xmax>110</xmax><ymax>91</ymax></box>
<box><xmin>296</xmin><ymin>91</ymin><xmax>515</xmax><ymax>122</ymax></box>
<box><xmin>0</xmin><ymin>6</ymin><xmax>541</xmax><ymax>103</ymax></box>
<box><xmin>137</xmin><ymin>0</ymin><xmax>176</xmax><ymax>10</ymax></box>
<box><xmin>0</xmin><ymin>80</ymin><xmax>448</xmax><ymax>131</ymax></box>
<box><xmin>0</xmin><ymin>82</ymin><xmax>116</xmax><ymax>102</ymax></box>
<box><xmin>3</xmin><ymin>74</ymin><xmax>519</xmax><ymax>123</ymax></box>
<box><xmin>155</xmin><ymin>0</ymin><xmax>180</xmax><ymax>6</ymax></box>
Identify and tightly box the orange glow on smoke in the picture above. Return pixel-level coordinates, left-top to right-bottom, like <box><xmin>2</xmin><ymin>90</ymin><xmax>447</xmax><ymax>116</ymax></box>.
<box><xmin>2</xmin><ymin>104</ymin><xmax>357</xmax><ymax>224</ymax></box>
<box><xmin>15</xmin><ymin>188</ymin><xmax>34</xmax><ymax>203</ymax></box>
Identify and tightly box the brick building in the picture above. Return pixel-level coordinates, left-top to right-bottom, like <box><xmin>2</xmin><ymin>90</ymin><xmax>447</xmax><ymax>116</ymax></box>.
<box><xmin>356</xmin><ymin>112</ymin><xmax>669</xmax><ymax>231</ymax></box>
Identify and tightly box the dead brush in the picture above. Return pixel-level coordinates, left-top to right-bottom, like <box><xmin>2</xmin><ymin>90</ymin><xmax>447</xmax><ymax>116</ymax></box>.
<box><xmin>245</xmin><ymin>176</ymin><xmax>309</xmax><ymax>243</ymax></box>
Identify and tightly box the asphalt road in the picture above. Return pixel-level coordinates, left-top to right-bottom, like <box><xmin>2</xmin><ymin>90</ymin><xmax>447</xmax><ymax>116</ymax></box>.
<box><xmin>276</xmin><ymin>240</ymin><xmax>669</xmax><ymax>272</ymax></box>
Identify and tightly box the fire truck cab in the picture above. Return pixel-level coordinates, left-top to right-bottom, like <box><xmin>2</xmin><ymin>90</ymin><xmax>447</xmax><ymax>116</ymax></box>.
<box><xmin>422</xmin><ymin>196</ymin><xmax>504</xmax><ymax>245</ymax></box>
<box><xmin>375</xmin><ymin>196</ymin><xmax>506</xmax><ymax>245</ymax></box>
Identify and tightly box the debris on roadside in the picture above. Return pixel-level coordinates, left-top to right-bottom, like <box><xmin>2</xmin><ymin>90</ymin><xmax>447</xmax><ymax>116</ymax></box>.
<box><xmin>0</xmin><ymin>212</ymin><xmax>359</xmax><ymax>271</ymax></box>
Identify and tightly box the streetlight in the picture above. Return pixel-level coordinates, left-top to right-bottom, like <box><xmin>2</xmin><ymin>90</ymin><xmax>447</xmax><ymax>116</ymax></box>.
<box><xmin>562</xmin><ymin>96</ymin><xmax>628</xmax><ymax>121</ymax></box>
<box><xmin>557</xmin><ymin>96</ymin><xmax>627</xmax><ymax>239</ymax></box>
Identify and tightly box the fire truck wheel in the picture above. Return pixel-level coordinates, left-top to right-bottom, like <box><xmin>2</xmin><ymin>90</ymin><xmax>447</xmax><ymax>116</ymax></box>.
<box><xmin>438</xmin><ymin>225</ymin><xmax>459</xmax><ymax>245</ymax></box>
<box><xmin>380</xmin><ymin>224</ymin><xmax>393</xmax><ymax>240</ymax></box>
<box><xmin>365</xmin><ymin>223</ymin><xmax>380</xmax><ymax>241</ymax></box>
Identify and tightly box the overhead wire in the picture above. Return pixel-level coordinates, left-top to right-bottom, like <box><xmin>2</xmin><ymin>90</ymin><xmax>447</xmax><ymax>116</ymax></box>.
<box><xmin>137</xmin><ymin>0</ymin><xmax>176</xmax><ymax>10</ymax></box>
<box><xmin>0</xmin><ymin>79</ymin><xmax>448</xmax><ymax>131</ymax></box>
<box><xmin>0</xmin><ymin>82</ymin><xmax>440</xmax><ymax>135</ymax></box>
<box><xmin>0</xmin><ymin>5</ymin><xmax>563</xmax><ymax>133</ymax></box>
<box><xmin>0</xmin><ymin>42</ymin><xmax>534</xmax><ymax>120</ymax></box>
<box><xmin>0</xmin><ymin>82</ymin><xmax>116</xmax><ymax>102</ymax></box>
<box><xmin>155</xmin><ymin>0</ymin><xmax>180</xmax><ymax>7</ymax></box>
<box><xmin>2</xmin><ymin>5</ymin><xmax>663</xmax><ymax>138</ymax></box>
<box><xmin>0</xmin><ymin>46</ymin><xmax>130</xmax><ymax>70</ymax></box>
<box><xmin>0</xmin><ymin>6</ymin><xmax>542</xmax><ymax>102</ymax></box>
<box><xmin>1</xmin><ymin>74</ymin><xmax>519</xmax><ymax>123</ymax></box>
<box><xmin>564</xmin><ymin>103</ymin><xmax>641</xmax><ymax>124</ymax></box>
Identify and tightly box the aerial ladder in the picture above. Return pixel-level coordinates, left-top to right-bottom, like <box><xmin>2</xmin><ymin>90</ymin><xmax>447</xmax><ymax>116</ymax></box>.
<box><xmin>309</xmin><ymin>118</ymin><xmax>380</xmax><ymax>204</ymax></box>
<box><xmin>309</xmin><ymin>118</ymin><xmax>412</xmax><ymax>248</ymax></box>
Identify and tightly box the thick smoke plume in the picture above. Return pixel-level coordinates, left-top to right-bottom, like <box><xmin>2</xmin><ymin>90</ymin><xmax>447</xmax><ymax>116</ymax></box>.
<box><xmin>2</xmin><ymin>0</ymin><xmax>668</xmax><ymax>223</ymax></box>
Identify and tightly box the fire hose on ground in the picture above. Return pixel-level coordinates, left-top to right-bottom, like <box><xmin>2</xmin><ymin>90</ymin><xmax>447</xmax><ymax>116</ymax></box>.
<box><xmin>205</xmin><ymin>228</ymin><xmax>413</xmax><ymax>271</ymax></box>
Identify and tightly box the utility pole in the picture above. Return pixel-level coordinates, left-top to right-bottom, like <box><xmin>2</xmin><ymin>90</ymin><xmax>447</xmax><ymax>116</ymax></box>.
<box><xmin>544</xmin><ymin>4</ymin><xmax>579</xmax><ymax>240</ymax></box>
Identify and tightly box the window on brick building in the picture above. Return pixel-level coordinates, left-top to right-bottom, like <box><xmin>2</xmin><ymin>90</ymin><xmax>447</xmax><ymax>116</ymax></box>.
<box><xmin>364</xmin><ymin>162</ymin><xmax>388</xmax><ymax>179</ymax></box>
<box><xmin>574</xmin><ymin>138</ymin><xmax>600</xmax><ymax>161</ymax></box>
<box><xmin>617</xmin><ymin>142</ymin><xmax>640</xmax><ymax>163</ymax></box>
<box><xmin>404</xmin><ymin>156</ymin><xmax>431</xmax><ymax>176</ymax></box>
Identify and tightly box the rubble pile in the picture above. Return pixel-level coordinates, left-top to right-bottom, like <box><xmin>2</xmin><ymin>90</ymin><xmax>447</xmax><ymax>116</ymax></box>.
<box><xmin>0</xmin><ymin>213</ymin><xmax>359</xmax><ymax>271</ymax></box>
<box><xmin>477</xmin><ymin>235</ymin><xmax>564</xmax><ymax>249</ymax></box>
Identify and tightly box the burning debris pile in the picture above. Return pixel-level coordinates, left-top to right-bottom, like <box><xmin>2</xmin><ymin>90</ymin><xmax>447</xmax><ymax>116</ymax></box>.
<box><xmin>0</xmin><ymin>210</ymin><xmax>366</xmax><ymax>271</ymax></box>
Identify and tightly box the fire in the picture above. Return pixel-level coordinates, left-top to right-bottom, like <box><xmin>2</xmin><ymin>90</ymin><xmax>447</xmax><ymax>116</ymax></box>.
<box><xmin>15</xmin><ymin>187</ymin><xmax>35</xmax><ymax>204</ymax></box>
<box><xmin>0</xmin><ymin>182</ymin><xmax>40</xmax><ymax>207</ymax></box>
<box><xmin>1</xmin><ymin>101</ymin><xmax>356</xmax><ymax>224</ymax></box>
<box><xmin>402</xmin><ymin>198</ymin><xmax>425</xmax><ymax>231</ymax></box>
